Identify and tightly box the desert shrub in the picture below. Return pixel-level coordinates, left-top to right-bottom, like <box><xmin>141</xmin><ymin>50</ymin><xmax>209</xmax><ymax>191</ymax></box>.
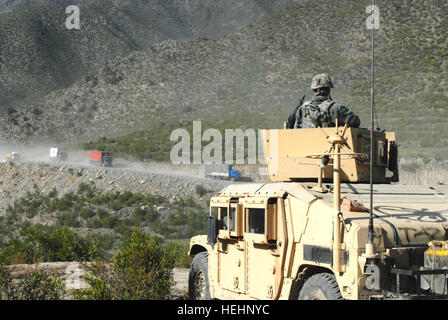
<box><xmin>195</xmin><ymin>184</ymin><xmax>207</xmax><ymax>197</ymax></box>
<box><xmin>48</xmin><ymin>188</ymin><xmax>58</xmax><ymax>198</ymax></box>
<box><xmin>56</xmin><ymin>212</ymin><xmax>80</xmax><ymax>228</ymax></box>
<box><xmin>0</xmin><ymin>264</ymin><xmax>15</xmax><ymax>299</ymax></box>
<box><xmin>77</xmin><ymin>182</ymin><xmax>89</xmax><ymax>194</ymax></box>
<box><xmin>73</xmin><ymin>228</ymin><xmax>175</xmax><ymax>300</ymax></box>
<box><xmin>0</xmin><ymin>225</ymin><xmax>104</xmax><ymax>264</ymax></box>
<box><xmin>125</xmin><ymin>194</ymin><xmax>142</xmax><ymax>207</ymax></box>
<box><xmin>85</xmin><ymin>187</ymin><xmax>96</xmax><ymax>199</ymax></box>
<box><xmin>0</xmin><ymin>264</ymin><xmax>65</xmax><ymax>300</ymax></box>
<box><xmin>131</xmin><ymin>212</ymin><xmax>144</xmax><ymax>226</ymax></box>
<box><xmin>112</xmin><ymin>223</ymin><xmax>132</xmax><ymax>238</ymax></box>
<box><xmin>50</xmin><ymin>193</ymin><xmax>76</xmax><ymax>212</ymax></box>
<box><xmin>166</xmin><ymin>242</ymin><xmax>192</xmax><ymax>268</ymax></box>
<box><xmin>133</xmin><ymin>206</ymin><xmax>145</xmax><ymax>216</ymax></box>
<box><xmin>154</xmin><ymin>223</ymin><xmax>175</xmax><ymax>238</ymax></box>
<box><xmin>167</xmin><ymin>211</ymin><xmax>188</xmax><ymax>226</ymax></box>
<box><xmin>80</xmin><ymin>207</ymin><xmax>95</xmax><ymax>219</ymax></box>
<box><xmin>175</xmin><ymin>197</ymin><xmax>201</xmax><ymax>209</ymax></box>
<box><xmin>86</xmin><ymin>218</ymin><xmax>101</xmax><ymax>229</ymax></box>
<box><xmin>143</xmin><ymin>194</ymin><xmax>166</xmax><ymax>206</ymax></box>
<box><xmin>15</xmin><ymin>269</ymin><xmax>65</xmax><ymax>300</ymax></box>
<box><xmin>108</xmin><ymin>200</ymin><xmax>123</xmax><ymax>211</ymax></box>
<box><xmin>144</xmin><ymin>208</ymin><xmax>159</xmax><ymax>223</ymax></box>
<box><xmin>97</xmin><ymin>208</ymin><xmax>108</xmax><ymax>218</ymax></box>
<box><xmin>25</xmin><ymin>206</ymin><xmax>39</xmax><ymax>219</ymax></box>
<box><xmin>104</xmin><ymin>216</ymin><xmax>120</xmax><ymax>229</ymax></box>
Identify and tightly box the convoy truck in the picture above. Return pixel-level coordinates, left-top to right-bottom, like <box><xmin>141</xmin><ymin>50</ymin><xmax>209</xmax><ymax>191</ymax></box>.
<box><xmin>188</xmin><ymin>125</ymin><xmax>448</xmax><ymax>300</ymax></box>
<box><xmin>204</xmin><ymin>164</ymin><xmax>241</xmax><ymax>181</ymax></box>
<box><xmin>89</xmin><ymin>150</ymin><xmax>113</xmax><ymax>167</ymax></box>
<box><xmin>5</xmin><ymin>152</ymin><xmax>20</xmax><ymax>162</ymax></box>
<box><xmin>49</xmin><ymin>148</ymin><xmax>68</xmax><ymax>162</ymax></box>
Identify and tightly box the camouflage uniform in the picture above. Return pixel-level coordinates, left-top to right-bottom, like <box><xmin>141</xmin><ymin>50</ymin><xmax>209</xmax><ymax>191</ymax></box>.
<box><xmin>293</xmin><ymin>74</ymin><xmax>360</xmax><ymax>129</ymax></box>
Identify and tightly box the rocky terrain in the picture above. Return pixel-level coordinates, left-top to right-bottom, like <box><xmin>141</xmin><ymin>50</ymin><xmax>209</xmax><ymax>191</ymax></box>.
<box><xmin>0</xmin><ymin>160</ymin><xmax>230</xmax><ymax>209</ymax></box>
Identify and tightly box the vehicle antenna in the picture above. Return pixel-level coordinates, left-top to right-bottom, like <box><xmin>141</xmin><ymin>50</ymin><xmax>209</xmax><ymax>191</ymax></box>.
<box><xmin>366</xmin><ymin>0</ymin><xmax>376</xmax><ymax>257</ymax></box>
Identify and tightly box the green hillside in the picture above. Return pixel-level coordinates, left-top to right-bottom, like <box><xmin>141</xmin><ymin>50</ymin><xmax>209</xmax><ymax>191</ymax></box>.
<box><xmin>0</xmin><ymin>0</ymin><xmax>300</xmax><ymax>113</ymax></box>
<box><xmin>1</xmin><ymin>0</ymin><xmax>446</xmax><ymax>159</ymax></box>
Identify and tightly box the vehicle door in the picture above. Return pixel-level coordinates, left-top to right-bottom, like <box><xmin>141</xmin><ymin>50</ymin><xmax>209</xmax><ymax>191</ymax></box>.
<box><xmin>243</xmin><ymin>197</ymin><xmax>287</xmax><ymax>299</ymax></box>
<box><xmin>215</xmin><ymin>199</ymin><xmax>246</xmax><ymax>294</ymax></box>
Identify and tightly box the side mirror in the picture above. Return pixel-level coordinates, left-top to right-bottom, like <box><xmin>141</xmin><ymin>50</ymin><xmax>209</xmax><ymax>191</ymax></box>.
<box><xmin>207</xmin><ymin>216</ymin><xmax>218</xmax><ymax>245</ymax></box>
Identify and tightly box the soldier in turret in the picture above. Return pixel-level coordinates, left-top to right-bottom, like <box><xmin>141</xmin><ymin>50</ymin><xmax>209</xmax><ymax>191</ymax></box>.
<box><xmin>289</xmin><ymin>73</ymin><xmax>360</xmax><ymax>129</ymax></box>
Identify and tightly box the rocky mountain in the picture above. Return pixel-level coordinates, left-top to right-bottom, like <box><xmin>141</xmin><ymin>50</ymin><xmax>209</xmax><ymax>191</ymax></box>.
<box><xmin>0</xmin><ymin>0</ymin><xmax>446</xmax><ymax>159</ymax></box>
<box><xmin>0</xmin><ymin>0</ymin><xmax>301</xmax><ymax>113</ymax></box>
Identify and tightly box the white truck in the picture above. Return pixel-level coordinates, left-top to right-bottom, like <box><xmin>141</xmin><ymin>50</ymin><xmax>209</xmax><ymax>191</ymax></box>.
<box><xmin>49</xmin><ymin>148</ymin><xmax>68</xmax><ymax>162</ymax></box>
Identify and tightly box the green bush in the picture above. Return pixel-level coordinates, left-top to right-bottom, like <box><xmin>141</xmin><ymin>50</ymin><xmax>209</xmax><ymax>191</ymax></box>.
<box><xmin>108</xmin><ymin>200</ymin><xmax>123</xmax><ymax>211</ymax></box>
<box><xmin>50</xmin><ymin>193</ymin><xmax>75</xmax><ymax>212</ymax></box>
<box><xmin>166</xmin><ymin>242</ymin><xmax>192</xmax><ymax>268</ymax></box>
<box><xmin>0</xmin><ymin>225</ymin><xmax>104</xmax><ymax>264</ymax></box>
<box><xmin>195</xmin><ymin>185</ymin><xmax>208</xmax><ymax>197</ymax></box>
<box><xmin>143</xmin><ymin>194</ymin><xmax>166</xmax><ymax>206</ymax></box>
<box><xmin>80</xmin><ymin>207</ymin><xmax>96</xmax><ymax>219</ymax></box>
<box><xmin>15</xmin><ymin>269</ymin><xmax>65</xmax><ymax>300</ymax></box>
<box><xmin>86</xmin><ymin>218</ymin><xmax>102</xmax><ymax>229</ymax></box>
<box><xmin>144</xmin><ymin>208</ymin><xmax>159</xmax><ymax>223</ymax></box>
<box><xmin>0</xmin><ymin>264</ymin><xmax>65</xmax><ymax>300</ymax></box>
<box><xmin>56</xmin><ymin>212</ymin><xmax>80</xmax><ymax>228</ymax></box>
<box><xmin>77</xmin><ymin>182</ymin><xmax>90</xmax><ymax>194</ymax></box>
<box><xmin>73</xmin><ymin>228</ymin><xmax>175</xmax><ymax>300</ymax></box>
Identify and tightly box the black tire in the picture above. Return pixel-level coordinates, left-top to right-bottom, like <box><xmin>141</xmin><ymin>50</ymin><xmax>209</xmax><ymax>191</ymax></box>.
<box><xmin>188</xmin><ymin>251</ymin><xmax>210</xmax><ymax>300</ymax></box>
<box><xmin>298</xmin><ymin>273</ymin><xmax>343</xmax><ymax>300</ymax></box>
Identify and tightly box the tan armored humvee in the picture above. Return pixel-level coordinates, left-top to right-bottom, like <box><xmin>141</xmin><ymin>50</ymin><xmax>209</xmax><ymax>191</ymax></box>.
<box><xmin>188</xmin><ymin>126</ymin><xmax>448</xmax><ymax>300</ymax></box>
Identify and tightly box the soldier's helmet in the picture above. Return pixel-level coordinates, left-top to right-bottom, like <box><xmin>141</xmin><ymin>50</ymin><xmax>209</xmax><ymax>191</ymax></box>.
<box><xmin>311</xmin><ymin>73</ymin><xmax>334</xmax><ymax>90</ymax></box>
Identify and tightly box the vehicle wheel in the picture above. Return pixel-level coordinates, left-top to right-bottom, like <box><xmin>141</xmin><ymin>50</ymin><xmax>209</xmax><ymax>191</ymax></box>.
<box><xmin>298</xmin><ymin>273</ymin><xmax>343</xmax><ymax>300</ymax></box>
<box><xmin>188</xmin><ymin>251</ymin><xmax>210</xmax><ymax>300</ymax></box>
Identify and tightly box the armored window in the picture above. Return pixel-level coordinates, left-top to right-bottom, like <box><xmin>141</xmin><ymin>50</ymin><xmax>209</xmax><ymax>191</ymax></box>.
<box><xmin>221</xmin><ymin>206</ymin><xmax>237</xmax><ymax>232</ymax></box>
<box><xmin>211</xmin><ymin>206</ymin><xmax>226</xmax><ymax>230</ymax></box>
<box><xmin>247</xmin><ymin>208</ymin><xmax>265</xmax><ymax>234</ymax></box>
<box><xmin>228</xmin><ymin>207</ymin><xmax>236</xmax><ymax>232</ymax></box>
<box><xmin>377</xmin><ymin>139</ymin><xmax>387</xmax><ymax>166</ymax></box>
<box><xmin>211</xmin><ymin>206</ymin><xmax>218</xmax><ymax>219</ymax></box>
<box><xmin>220</xmin><ymin>207</ymin><xmax>228</xmax><ymax>230</ymax></box>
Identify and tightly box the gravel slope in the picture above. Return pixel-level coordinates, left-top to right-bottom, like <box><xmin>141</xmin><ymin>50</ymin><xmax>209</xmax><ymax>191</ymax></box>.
<box><xmin>0</xmin><ymin>160</ymin><xmax>233</xmax><ymax>211</ymax></box>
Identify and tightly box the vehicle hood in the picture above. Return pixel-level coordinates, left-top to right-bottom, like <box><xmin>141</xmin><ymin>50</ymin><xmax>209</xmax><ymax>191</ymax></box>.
<box><xmin>337</xmin><ymin>184</ymin><xmax>448</xmax><ymax>247</ymax></box>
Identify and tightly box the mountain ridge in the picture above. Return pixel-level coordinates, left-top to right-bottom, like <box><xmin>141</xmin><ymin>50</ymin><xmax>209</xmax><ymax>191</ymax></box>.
<box><xmin>0</xmin><ymin>0</ymin><xmax>446</xmax><ymax>159</ymax></box>
<box><xmin>0</xmin><ymin>0</ymin><xmax>301</xmax><ymax>112</ymax></box>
